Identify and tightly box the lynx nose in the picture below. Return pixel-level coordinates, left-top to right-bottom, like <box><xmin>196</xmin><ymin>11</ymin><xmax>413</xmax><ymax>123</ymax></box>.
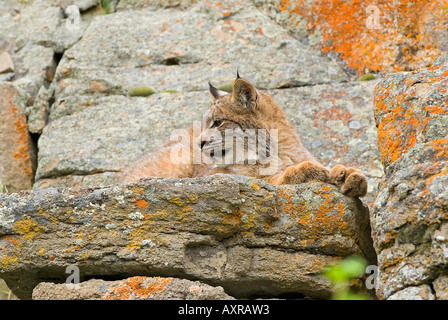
<box><xmin>199</xmin><ymin>140</ymin><xmax>207</xmax><ymax>149</ymax></box>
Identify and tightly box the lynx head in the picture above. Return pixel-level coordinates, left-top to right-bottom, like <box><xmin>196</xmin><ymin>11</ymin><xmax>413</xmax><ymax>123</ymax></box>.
<box><xmin>198</xmin><ymin>75</ymin><xmax>281</xmax><ymax>168</ymax></box>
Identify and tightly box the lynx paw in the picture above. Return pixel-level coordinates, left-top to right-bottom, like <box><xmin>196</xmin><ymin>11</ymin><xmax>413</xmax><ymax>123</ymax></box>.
<box><xmin>330</xmin><ymin>165</ymin><xmax>367</xmax><ymax>197</ymax></box>
<box><xmin>279</xmin><ymin>161</ymin><xmax>330</xmax><ymax>185</ymax></box>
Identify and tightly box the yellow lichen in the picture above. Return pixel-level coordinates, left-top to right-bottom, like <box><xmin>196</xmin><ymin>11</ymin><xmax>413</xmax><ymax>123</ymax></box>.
<box><xmin>0</xmin><ymin>255</ymin><xmax>19</xmax><ymax>269</ymax></box>
<box><xmin>12</xmin><ymin>218</ymin><xmax>44</xmax><ymax>240</ymax></box>
<box><xmin>168</xmin><ymin>197</ymin><xmax>184</xmax><ymax>207</ymax></box>
<box><xmin>251</xmin><ymin>182</ymin><xmax>261</xmax><ymax>191</ymax></box>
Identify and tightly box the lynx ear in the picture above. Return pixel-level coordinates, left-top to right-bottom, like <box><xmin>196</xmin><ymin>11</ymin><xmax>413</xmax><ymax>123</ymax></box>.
<box><xmin>232</xmin><ymin>78</ymin><xmax>259</xmax><ymax>110</ymax></box>
<box><xmin>209</xmin><ymin>82</ymin><xmax>227</xmax><ymax>100</ymax></box>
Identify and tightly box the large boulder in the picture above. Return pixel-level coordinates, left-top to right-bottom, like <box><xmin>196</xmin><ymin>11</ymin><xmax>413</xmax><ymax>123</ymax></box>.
<box><xmin>372</xmin><ymin>55</ymin><xmax>448</xmax><ymax>299</ymax></box>
<box><xmin>53</xmin><ymin>0</ymin><xmax>348</xmax><ymax>99</ymax></box>
<box><xmin>0</xmin><ymin>175</ymin><xmax>376</xmax><ymax>300</ymax></box>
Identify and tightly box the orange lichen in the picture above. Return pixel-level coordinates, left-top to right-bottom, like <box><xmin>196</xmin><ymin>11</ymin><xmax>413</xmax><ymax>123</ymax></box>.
<box><xmin>133</xmin><ymin>198</ymin><xmax>148</xmax><ymax>209</ymax></box>
<box><xmin>314</xmin><ymin>106</ymin><xmax>352</xmax><ymax>125</ymax></box>
<box><xmin>180</xmin><ymin>205</ymin><xmax>194</xmax><ymax>217</ymax></box>
<box><xmin>222</xmin><ymin>207</ymin><xmax>242</xmax><ymax>226</ymax></box>
<box><xmin>278</xmin><ymin>0</ymin><xmax>448</xmax><ymax>74</ymax></box>
<box><xmin>426</xmin><ymin>165</ymin><xmax>448</xmax><ymax>184</ymax></box>
<box><xmin>277</xmin><ymin>187</ymin><xmax>349</xmax><ymax>236</ymax></box>
<box><xmin>104</xmin><ymin>276</ymin><xmax>172</xmax><ymax>300</ymax></box>
<box><xmin>383</xmin><ymin>257</ymin><xmax>405</xmax><ymax>269</ymax></box>
<box><xmin>9</xmin><ymin>104</ymin><xmax>33</xmax><ymax>177</ymax></box>
<box><xmin>375</xmin><ymin>67</ymin><xmax>448</xmax><ymax>165</ymax></box>
<box><xmin>428</xmin><ymin>138</ymin><xmax>448</xmax><ymax>158</ymax></box>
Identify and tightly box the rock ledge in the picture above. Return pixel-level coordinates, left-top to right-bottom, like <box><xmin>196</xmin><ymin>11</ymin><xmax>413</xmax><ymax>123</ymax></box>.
<box><xmin>0</xmin><ymin>175</ymin><xmax>375</xmax><ymax>299</ymax></box>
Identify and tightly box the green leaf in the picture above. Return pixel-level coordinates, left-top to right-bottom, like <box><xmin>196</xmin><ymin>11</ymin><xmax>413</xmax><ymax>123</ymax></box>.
<box><xmin>217</xmin><ymin>82</ymin><xmax>234</xmax><ymax>93</ymax></box>
<box><xmin>324</xmin><ymin>256</ymin><xmax>367</xmax><ymax>284</ymax></box>
<box><xmin>100</xmin><ymin>0</ymin><xmax>113</xmax><ymax>14</ymax></box>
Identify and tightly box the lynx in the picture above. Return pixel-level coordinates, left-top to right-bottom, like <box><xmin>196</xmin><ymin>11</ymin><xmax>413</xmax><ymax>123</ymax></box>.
<box><xmin>120</xmin><ymin>75</ymin><xmax>367</xmax><ymax>197</ymax></box>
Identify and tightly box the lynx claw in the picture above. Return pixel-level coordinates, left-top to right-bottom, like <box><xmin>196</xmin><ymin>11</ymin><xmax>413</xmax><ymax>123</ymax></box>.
<box><xmin>330</xmin><ymin>164</ymin><xmax>346</xmax><ymax>187</ymax></box>
<box><xmin>330</xmin><ymin>165</ymin><xmax>367</xmax><ymax>197</ymax></box>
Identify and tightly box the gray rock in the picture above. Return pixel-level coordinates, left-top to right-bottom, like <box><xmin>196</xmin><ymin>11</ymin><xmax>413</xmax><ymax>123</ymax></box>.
<box><xmin>26</xmin><ymin>85</ymin><xmax>52</xmax><ymax>134</ymax></box>
<box><xmin>32</xmin><ymin>277</ymin><xmax>234</xmax><ymax>300</ymax></box>
<box><xmin>0</xmin><ymin>82</ymin><xmax>36</xmax><ymax>193</ymax></box>
<box><xmin>433</xmin><ymin>275</ymin><xmax>448</xmax><ymax>300</ymax></box>
<box><xmin>13</xmin><ymin>43</ymin><xmax>56</xmax><ymax>100</ymax></box>
<box><xmin>33</xmin><ymin>172</ymin><xmax>119</xmax><ymax>190</ymax></box>
<box><xmin>372</xmin><ymin>56</ymin><xmax>448</xmax><ymax>299</ymax></box>
<box><xmin>388</xmin><ymin>285</ymin><xmax>436</xmax><ymax>300</ymax></box>
<box><xmin>0</xmin><ymin>52</ymin><xmax>14</xmax><ymax>74</ymax></box>
<box><xmin>116</xmin><ymin>0</ymin><xmax>196</xmax><ymax>11</ymax></box>
<box><xmin>52</xmin><ymin>0</ymin><xmax>348</xmax><ymax>100</ymax></box>
<box><xmin>15</xmin><ymin>5</ymin><xmax>63</xmax><ymax>50</ymax></box>
<box><xmin>45</xmin><ymin>0</ymin><xmax>100</xmax><ymax>11</ymax></box>
<box><xmin>0</xmin><ymin>175</ymin><xmax>375</xmax><ymax>300</ymax></box>
<box><xmin>0</xmin><ymin>73</ymin><xmax>14</xmax><ymax>82</ymax></box>
<box><xmin>35</xmin><ymin>92</ymin><xmax>207</xmax><ymax>182</ymax></box>
<box><xmin>14</xmin><ymin>2</ymin><xmax>86</xmax><ymax>53</ymax></box>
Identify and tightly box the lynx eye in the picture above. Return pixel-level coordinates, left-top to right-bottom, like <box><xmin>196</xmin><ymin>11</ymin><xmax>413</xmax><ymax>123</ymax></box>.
<box><xmin>211</xmin><ymin>119</ymin><xmax>224</xmax><ymax>128</ymax></box>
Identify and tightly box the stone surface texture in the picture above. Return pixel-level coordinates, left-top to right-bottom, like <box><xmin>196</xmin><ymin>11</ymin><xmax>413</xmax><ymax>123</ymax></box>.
<box><xmin>0</xmin><ymin>82</ymin><xmax>35</xmax><ymax>193</ymax></box>
<box><xmin>256</xmin><ymin>0</ymin><xmax>448</xmax><ymax>74</ymax></box>
<box><xmin>32</xmin><ymin>276</ymin><xmax>233</xmax><ymax>300</ymax></box>
<box><xmin>1</xmin><ymin>0</ymin><xmax>448</xmax><ymax>301</ymax></box>
<box><xmin>372</xmin><ymin>56</ymin><xmax>448</xmax><ymax>300</ymax></box>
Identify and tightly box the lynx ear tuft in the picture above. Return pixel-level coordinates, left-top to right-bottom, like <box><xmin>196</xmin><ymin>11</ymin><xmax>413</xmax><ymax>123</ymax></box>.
<box><xmin>236</xmin><ymin>69</ymin><xmax>241</xmax><ymax>80</ymax></box>
<box><xmin>209</xmin><ymin>82</ymin><xmax>227</xmax><ymax>100</ymax></box>
<box><xmin>232</xmin><ymin>78</ymin><xmax>259</xmax><ymax>110</ymax></box>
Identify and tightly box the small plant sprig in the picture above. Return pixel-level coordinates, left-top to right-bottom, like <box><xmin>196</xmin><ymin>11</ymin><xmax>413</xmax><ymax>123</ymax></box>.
<box><xmin>0</xmin><ymin>281</ymin><xmax>13</xmax><ymax>300</ymax></box>
<box><xmin>323</xmin><ymin>256</ymin><xmax>370</xmax><ymax>300</ymax></box>
<box><xmin>0</xmin><ymin>181</ymin><xmax>7</xmax><ymax>194</ymax></box>
<box><xmin>100</xmin><ymin>0</ymin><xmax>113</xmax><ymax>14</ymax></box>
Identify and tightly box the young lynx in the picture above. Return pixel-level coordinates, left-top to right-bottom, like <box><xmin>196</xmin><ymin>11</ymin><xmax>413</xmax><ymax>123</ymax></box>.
<box><xmin>120</xmin><ymin>75</ymin><xmax>367</xmax><ymax>197</ymax></box>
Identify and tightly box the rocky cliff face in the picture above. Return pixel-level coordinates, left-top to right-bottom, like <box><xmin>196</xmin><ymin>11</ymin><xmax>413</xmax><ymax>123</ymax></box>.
<box><xmin>0</xmin><ymin>0</ymin><xmax>447</xmax><ymax>300</ymax></box>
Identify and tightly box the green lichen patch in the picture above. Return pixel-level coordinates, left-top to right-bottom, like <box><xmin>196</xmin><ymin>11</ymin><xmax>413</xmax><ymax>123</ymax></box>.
<box><xmin>217</xmin><ymin>82</ymin><xmax>234</xmax><ymax>93</ymax></box>
<box><xmin>128</xmin><ymin>86</ymin><xmax>157</xmax><ymax>97</ymax></box>
<box><xmin>359</xmin><ymin>73</ymin><xmax>376</xmax><ymax>81</ymax></box>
